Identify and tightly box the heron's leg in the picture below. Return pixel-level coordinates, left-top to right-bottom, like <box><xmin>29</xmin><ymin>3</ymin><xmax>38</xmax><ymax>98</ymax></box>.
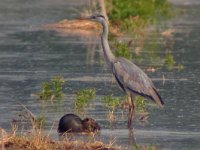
<box><xmin>128</xmin><ymin>129</ymin><xmax>136</xmax><ymax>150</ymax></box>
<box><xmin>128</xmin><ymin>94</ymin><xmax>135</xmax><ymax>129</ymax></box>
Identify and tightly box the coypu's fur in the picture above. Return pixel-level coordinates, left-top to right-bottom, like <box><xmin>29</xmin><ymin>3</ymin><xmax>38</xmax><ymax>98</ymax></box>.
<box><xmin>58</xmin><ymin>114</ymin><xmax>100</xmax><ymax>133</ymax></box>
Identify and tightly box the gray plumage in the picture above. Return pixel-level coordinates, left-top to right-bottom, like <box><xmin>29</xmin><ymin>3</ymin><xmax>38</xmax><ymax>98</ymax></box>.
<box><xmin>113</xmin><ymin>57</ymin><xmax>164</xmax><ymax>107</ymax></box>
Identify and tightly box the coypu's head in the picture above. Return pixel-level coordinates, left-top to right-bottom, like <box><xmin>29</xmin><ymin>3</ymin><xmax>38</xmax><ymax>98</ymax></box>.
<box><xmin>82</xmin><ymin>118</ymin><xmax>100</xmax><ymax>132</ymax></box>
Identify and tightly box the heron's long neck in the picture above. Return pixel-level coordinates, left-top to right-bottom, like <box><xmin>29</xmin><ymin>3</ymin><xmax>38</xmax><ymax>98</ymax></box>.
<box><xmin>101</xmin><ymin>20</ymin><xmax>115</xmax><ymax>66</ymax></box>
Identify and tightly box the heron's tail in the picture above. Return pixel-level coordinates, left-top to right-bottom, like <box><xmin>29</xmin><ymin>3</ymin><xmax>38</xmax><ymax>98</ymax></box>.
<box><xmin>152</xmin><ymin>88</ymin><xmax>164</xmax><ymax>108</ymax></box>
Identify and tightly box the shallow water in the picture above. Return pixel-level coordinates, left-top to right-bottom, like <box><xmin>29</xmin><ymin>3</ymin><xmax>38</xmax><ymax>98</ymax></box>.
<box><xmin>0</xmin><ymin>0</ymin><xmax>200</xmax><ymax>149</ymax></box>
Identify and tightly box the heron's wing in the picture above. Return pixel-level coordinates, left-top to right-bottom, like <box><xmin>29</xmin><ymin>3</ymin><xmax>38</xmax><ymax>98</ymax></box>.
<box><xmin>112</xmin><ymin>57</ymin><xmax>164</xmax><ymax>107</ymax></box>
<box><xmin>113</xmin><ymin>73</ymin><xmax>126</xmax><ymax>92</ymax></box>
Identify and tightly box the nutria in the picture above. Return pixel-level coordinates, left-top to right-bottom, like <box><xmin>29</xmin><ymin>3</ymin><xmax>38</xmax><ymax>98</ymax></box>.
<box><xmin>57</xmin><ymin>114</ymin><xmax>100</xmax><ymax>133</ymax></box>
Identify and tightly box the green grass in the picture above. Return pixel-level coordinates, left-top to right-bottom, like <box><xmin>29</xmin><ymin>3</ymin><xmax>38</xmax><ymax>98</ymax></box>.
<box><xmin>134</xmin><ymin>143</ymin><xmax>158</xmax><ymax>150</ymax></box>
<box><xmin>177</xmin><ymin>63</ymin><xmax>184</xmax><ymax>71</ymax></box>
<box><xmin>134</xmin><ymin>96</ymin><xmax>148</xmax><ymax>113</ymax></box>
<box><xmin>75</xmin><ymin>88</ymin><xmax>96</xmax><ymax>111</ymax></box>
<box><xmin>103</xmin><ymin>94</ymin><xmax>148</xmax><ymax>114</ymax></box>
<box><xmin>165</xmin><ymin>53</ymin><xmax>184</xmax><ymax>71</ymax></box>
<box><xmin>103</xmin><ymin>95</ymin><xmax>124</xmax><ymax>110</ymax></box>
<box><xmin>165</xmin><ymin>53</ymin><xmax>176</xmax><ymax>70</ymax></box>
<box><xmin>113</xmin><ymin>40</ymin><xmax>132</xmax><ymax>60</ymax></box>
<box><xmin>107</xmin><ymin>0</ymin><xmax>173</xmax><ymax>33</ymax></box>
<box><xmin>105</xmin><ymin>0</ymin><xmax>176</xmax><ymax>72</ymax></box>
<box><xmin>37</xmin><ymin>76</ymin><xmax>65</xmax><ymax>101</ymax></box>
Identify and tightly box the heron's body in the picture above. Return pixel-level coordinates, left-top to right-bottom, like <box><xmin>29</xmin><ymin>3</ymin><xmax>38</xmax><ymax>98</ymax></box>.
<box><xmin>81</xmin><ymin>14</ymin><xmax>164</xmax><ymax>129</ymax></box>
<box><xmin>113</xmin><ymin>57</ymin><xmax>163</xmax><ymax>107</ymax></box>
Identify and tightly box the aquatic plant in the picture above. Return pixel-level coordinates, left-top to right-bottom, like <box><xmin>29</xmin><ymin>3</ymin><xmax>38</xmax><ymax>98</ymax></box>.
<box><xmin>177</xmin><ymin>64</ymin><xmax>184</xmax><ymax>71</ymax></box>
<box><xmin>103</xmin><ymin>94</ymin><xmax>123</xmax><ymax>110</ymax></box>
<box><xmin>134</xmin><ymin>96</ymin><xmax>148</xmax><ymax>113</ymax></box>
<box><xmin>165</xmin><ymin>53</ymin><xmax>176</xmax><ymax>70</ymax></box>
<box><xmin>105</xmin><ymin>0</ymin><xmax>176</xmax><ymax>73</ymax></box>
<box><xmin>103</xmin><ymin>94</ymin><xmax>150</xmax><ymax>124</ymax></box>
<box><xmin>113</xmin><ymin>40</ymin><xmax>132</xmax><ymax>60</ymax></box>
<box><xmin>165</xmin><ymin>53</ymin><xmax>184</xmax><ymax>71</ymax></box>
<box><xmin>38</xmin><ymin>76</ymin><xmax>65</xmax><ymax>101</ymax></box>
<box><xmin>134</xmin><ymin>143</ymin><xmax>158</xmax><ymax>150</ymax></box>
<box><xmin>75</xmin><ymin>88</ymin><xmax>96</xmax><ymax>111</ymax></box>
<box><xmin>103</xmin><ymin>94</ymin><xmax>148</xmax><ymax>114</ymax></box>
<box><xmin>106</xmin><ymin>0</ymin><xmax>173</xmax><ymax>33</ymax></box>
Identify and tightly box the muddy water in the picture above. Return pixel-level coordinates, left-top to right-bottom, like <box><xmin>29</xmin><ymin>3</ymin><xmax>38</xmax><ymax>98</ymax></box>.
<box><xmin>0</xmin><ymin>0</ymin><xmax>200</xmax><ymax>149</ymax></box>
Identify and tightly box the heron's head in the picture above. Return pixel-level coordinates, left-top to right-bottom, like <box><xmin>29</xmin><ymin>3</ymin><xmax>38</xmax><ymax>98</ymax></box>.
<box><xmin>79</xmin><ymin>14</ymin><xmax>106</xmax><ymax>24</ymax></box>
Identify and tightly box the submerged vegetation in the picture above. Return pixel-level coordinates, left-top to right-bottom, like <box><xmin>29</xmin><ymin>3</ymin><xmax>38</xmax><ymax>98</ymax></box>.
<box><xmin>37</xmin><ymin>76</ymin><xmax>65</xmax><ymax>101</ymax></box>
<box><xmin>75</xmin><ymin>88</ymin><xmax>96</xmax><ymax>111</ymax></box>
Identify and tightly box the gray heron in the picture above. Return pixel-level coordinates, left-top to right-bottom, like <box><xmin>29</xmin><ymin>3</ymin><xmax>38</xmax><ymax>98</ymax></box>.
<box><xmin>80</xmin><ymin>14</ymin><xmax>164</xmax><ymax>129</ymax></box>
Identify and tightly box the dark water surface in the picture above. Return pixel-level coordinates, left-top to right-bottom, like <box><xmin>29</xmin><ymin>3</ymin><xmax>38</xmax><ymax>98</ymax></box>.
<box><xmin>0</xmin><ymin>0</ymin><xmax>200</xmax><ymax>149</ymax></box>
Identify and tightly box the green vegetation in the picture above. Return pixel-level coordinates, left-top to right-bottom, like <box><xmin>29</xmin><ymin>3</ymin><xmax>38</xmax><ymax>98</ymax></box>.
<box><xmin>103</xmin><ymin>94</ymin><xmax>149</xmax><ymax>123</ymax></box>
<box><xmin>165</xmin><ymin>53</ymin><xmax>184</xmax><ymax>71</ymax></box>
<box><xmin>103</xmin><ymin>95</ymin><xmax>124</xmax><ymax>110</ymax></box>
<box><xmin>107</xmin><ymin>0</ymin><xmax>173</xmax><ymax>33</ymax></box>
<box><xmin>37</xmin><ymin>76</ymin><xmax>65</xmax><ymax>101</ymax></box>
<box><xmin>75</xmin><ymin>88</ymin><xmax>96</xmax><ymax>111</ymax></box>
<box><xmin>114</xmin><ymin>40</ymin><xmax>132</xmax><ymax>60</ymax></box>
<box><xmin>165</xmin><ymin>53</ymin><xmax>176</xmax><ymax>70</ymax></box>
<box><xmin>103</xmin><ymin>94</ymin><xmax>148</xmax><ymax>114</ymax></box>
<box><xmin>177</xmin><ymin>63</ymin><xmax>184</xmax><ymax>71</ymax></box>
<box><xmin>134</xmin><ymin>143</ymin><xmax>158</xmax><ymax>150</ymax></box>
<box><xmin>105</xmin><ymin>0</ymin><xmax>182</xmax><ymax>73</ymax></box>
<box><xmin>134</xmin><ymin>96</ymin><xmax>148</xmax><ymax>113</ymax></box>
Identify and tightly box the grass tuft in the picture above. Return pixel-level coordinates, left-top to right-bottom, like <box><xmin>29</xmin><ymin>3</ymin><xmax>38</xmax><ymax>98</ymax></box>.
<box><xmin>37</xmin><ymin>75</ymin><xmax>65</xmax><ymax>101</ymax></box>
<box><xmin>107</xmin><ymin>0</ymin><xmax>173</xmax><ymax>33</ymax></box>
<box><xmin>113</xmin><ymin>41</ymin><xmax>132</xmax><ymax>60</ymax></box>
<box><xmin>103</xmin><ymin>95</ymin><xmax>124</xmax><ymax>110</ymax></box>
<box><xmin>134</xmin><ymin>96</ymin><xmax>148</xmax><ymax>113</ymax></box>
<box><xmin>1</xmin><ymin>126</ymin><xmax>117</xmax><ymax>150</ymax></box>
<box><xmin>75</xmin><ymin>88</ymin><xmax>96</xmax><ymax>111</ymax></box>
<box><xmin>165</xmin><ymin>53</ymin><xmax>176</xmax><ymax>70</ymax></box>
